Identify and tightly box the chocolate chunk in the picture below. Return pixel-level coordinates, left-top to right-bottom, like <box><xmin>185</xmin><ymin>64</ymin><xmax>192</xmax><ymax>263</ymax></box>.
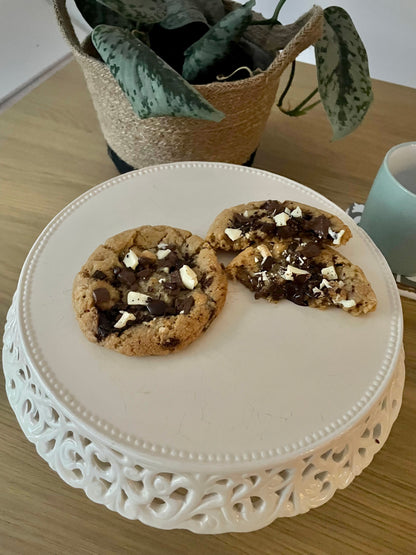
<box><xmin>159</xmin><ymin>250</ymin><xmax>181</xmax><ymax>270</ymax></box>
<box><xmin>163</xmin><ymin>269</ymin><xmax>183</xmax><ymax>294</ymax></box>
<box><xmin>200</xmin><ymin>273</ymin><xmax>214</xmax><ymax>289</ymax></box>
<box><xmin>175</xmin><ymin>296</ymin><xmax>195</xmax><ymax>315</ymax></box>
<box><xmin>260</xmin><ymin>200</ymin><xmax>283</xmax><ymax>213</ymax></box>
<box><xmin>147</xmin><ymin>299</ymin><xmax>168</xmax><ymax>316</ymax></box>
<box><xmin>293</xmin><ymin>273</ymin><xmax>310</xmax><ymax>284</ymax></box>
<box><xmin>129</xmin><ymin>308</ymin><xmax>153</xmax><ymax>323</ymax></box>
<box><xmin>232</xmin><ymin>212</ymin><xmax>258</xmax><ymax>233</ymax></box>
<box><xmin>306</xmin><ymin>214</ymin><xmax>330</xmax><ymax>239</ymax></box>
<box><xmin>162</xmin><ymin>337</ymin><xmax>180</xmax><ymax>350</ymax></box>
<box><xmin>113</xmin><ymin>301</ymin><xmax>128</xmax><ymax>312</ymax></box>
<box><xmin>92</xmin><ymin>270</ymin><xmax>107</xmax><ymax>280</ymax></box>
<box><xmin>312</xmin><ymin>288</ymin><xmax>324</xmax><ymax>299</ymax></box>
<box><xmin>257</xmin><ymin>221</ymin><xmax>276</xmax><ymax>235</ymax></box>
<box><xmin>96</xmin><ymin>308</ymin><xmax>118</xmax><ymax>340</ymax></box>
<box><xmin>233</xmin><ymin>212</ymin><xmax>250</xmax><ymax>227</ymax></box>
<box><xmin>138</xmin><ymin>256</ymin><xmax>155</xmax><ymax>268</ymax></box>
<box><xmin>136</xmin><ymin>268</ymin><xmax>154</xmax><ymax>280</ymax></box>
<box><xmin>284</xmin><ymin>282</ymin><xmax>308</xmax><ymax>306</ymax></box>
<box><xmin>275</xmin><ymin>225</ymin><xmax>296</xmax><ymax>239</ymax></box>
<box><xmin>268</xmin><ymin>282</ymin><xmax>285</xmax><ymax>301</ymax></box>
<box><xmin>92</xmin><ymin>287</ymin><xmax>110</xmax><ymax>305</ymax></box>
<box><xmin>118</xmin><ymin>268</ymin><xmax>136</xmax><ymax>285</ymax></box>
<box><xmin>300</xmin><ymin>242</ymin><xmax>321</xmax><ymax>258</ymax></box>
<box><xmin>261</xmin><ymin>256</ymin><xmax>274</xmax><ymax>271</ymax></box>
<box><xmin>248</xmin><ymin>274</ymin><xmax>263</xmax><ymax>291</ymax></box>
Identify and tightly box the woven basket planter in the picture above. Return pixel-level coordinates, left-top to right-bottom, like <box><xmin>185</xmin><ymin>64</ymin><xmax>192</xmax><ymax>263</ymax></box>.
<box><xmin>54</xmin><ymin>0</ymin><xmax>323</xmax><ymax>170</ymax></box>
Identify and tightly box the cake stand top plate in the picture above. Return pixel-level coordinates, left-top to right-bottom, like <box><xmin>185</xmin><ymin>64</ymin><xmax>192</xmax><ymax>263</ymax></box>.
<box><xmin>17</xmin><ymin>163</ymin><xmax>402</xmax><ymax>471</ymax></box>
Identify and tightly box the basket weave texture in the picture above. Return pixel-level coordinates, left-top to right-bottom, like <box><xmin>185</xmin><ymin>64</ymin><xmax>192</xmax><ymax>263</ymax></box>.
<box><xmin>54</xmin><ymin>0</ymin><xmax>323</xmax><ymax>168</ymax></box>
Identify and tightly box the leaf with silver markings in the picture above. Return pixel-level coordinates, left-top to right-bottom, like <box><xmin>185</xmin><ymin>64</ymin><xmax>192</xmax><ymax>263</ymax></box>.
<box><xmin>92</xmin><ymin>25</ymin><xmax>225</xmax><ymax>121</ymax></box>
<box><xmin>315</xmin><ymin>6</ymin><xmax>373</xmax><ymax>140</ymax></box>
<box><xmin>182</xmin><ymin>0</ymin><xmax>255</xmax><ymax>83</ymax></box>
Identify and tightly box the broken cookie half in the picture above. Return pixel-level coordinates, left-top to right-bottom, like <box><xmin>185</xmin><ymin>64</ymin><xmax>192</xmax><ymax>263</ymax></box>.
<box><xmin>206</xmin><ymin>200</ymin><xmax>352</xmax><ymax>252</ymax></box>
<box><xmin>227</xmin><ymin>241</ymin><xmax>377</xmax><ymax>316</ymax></box>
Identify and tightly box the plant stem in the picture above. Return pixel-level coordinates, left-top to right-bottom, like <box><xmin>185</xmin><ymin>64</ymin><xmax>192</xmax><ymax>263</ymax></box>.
<box><xmin>249</xmin><ymin>0</ymin><xmax>287</xmax><ymax>26</ymax></box>
<box><xmin>277</xmin><ymin>60</ymin><xmax>321</xmax><ymax>116</ymax></box>
<box><xmin>277</xmin><ymin>60</ymin><xmax>296</xmax><ymax>108</ymax></box>
<box><xmin>279</xmin><ymin>88</ymin><xmax>320</xmax><ymax>117</ymax></box>
<box><xmin>280</xmin><ymin>97</ymin><xmax>321</xmax><ymax>117</ymax></box>
<box><xmin>272</xmin><ymin>0</ymin><xmax>288</xmax><ymax>22</ymax></box>
<box><xmin>292</xmin><ymin>87</ymin><xmax>319</xmax><ymax>112</ymax></box>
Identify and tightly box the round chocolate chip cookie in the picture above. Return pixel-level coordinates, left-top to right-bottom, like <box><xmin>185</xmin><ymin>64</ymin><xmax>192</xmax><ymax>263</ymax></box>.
<box><xmin>73</xmin><ymin>226</ymin><xmax>227</xmax><ymax>356</ymax></box>
<box><xmin>206</xmin><ymin>200</ymin><xmax>352</xmax><ymax>252</ymax></box>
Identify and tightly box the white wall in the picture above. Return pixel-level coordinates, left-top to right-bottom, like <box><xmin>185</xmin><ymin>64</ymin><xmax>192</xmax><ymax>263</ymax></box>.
<box><xmin>254</xmin><ymin>0</ymin><xmax>416</xmax><ymax>88</ymax></box>
<box><xmin>0</xmin><ymin>0</ymin><xmax>414</xmax><ymax>110</ymax></box>
<box><xmin>0</xmin><ymin>0</ymin><xmax>88</xmax><ymax>109</ymax></box>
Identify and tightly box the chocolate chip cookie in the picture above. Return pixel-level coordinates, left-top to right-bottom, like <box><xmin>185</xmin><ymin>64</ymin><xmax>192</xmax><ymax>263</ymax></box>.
<box><xmin>73</xmin><ymin>226</ymin><xmax>227</xmax><ymax>356</ymax></box>
<box><xmin>206</xmin><ymin>200</ymin><xmax>352</xmax><ymax>252</ymax></box>
<box><xmin>227</xmin><ymin>241</ymin><xmax>376</xmax><ymax>316</ymax></box>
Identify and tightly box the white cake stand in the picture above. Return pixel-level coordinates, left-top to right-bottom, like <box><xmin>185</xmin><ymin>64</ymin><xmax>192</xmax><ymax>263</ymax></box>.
<box><xmin>2</xmin><ymin>163</ymin><xmax>404</xmax><ymax>534</ymax></box>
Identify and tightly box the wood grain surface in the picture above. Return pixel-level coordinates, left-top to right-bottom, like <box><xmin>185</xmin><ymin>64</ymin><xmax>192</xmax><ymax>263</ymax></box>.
<box><xmin>1</xmin><ymin>60</ymin><xmax>415</xmax><ymax>554</ymax></box>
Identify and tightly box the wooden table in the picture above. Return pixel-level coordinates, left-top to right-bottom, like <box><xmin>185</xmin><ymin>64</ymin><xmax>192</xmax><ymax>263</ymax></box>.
<box><xmin>1</xmin><ymin>61</ymin><xmax>415</xmax><ymax>554</ymax></box>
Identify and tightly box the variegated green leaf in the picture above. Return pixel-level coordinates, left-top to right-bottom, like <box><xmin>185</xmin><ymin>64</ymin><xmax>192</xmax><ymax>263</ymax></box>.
<box><xmin>159</xmin><ymin>0</ymin><xmax>208</xmax><ymax>30</ymax></box>
<box><xmin>315</xmin><ymin>6</ymin><xmax>373</xmax><ymax>140</ymax></box>
<box><xmin>74</xmin><ymin>0</ymin><xmax>135</xmax><ymax>29</ymax></box>
<box><xmin>97</xmin><ymin>0</ymin><xmax>167</xmax><ymax>25</ymax></box>
<box><xmin>182</xmin><ymin>0</ymin><xmax>255</xmax><ymax>83</ymax></box>
<box><xmin>92</xmin><ymin>25</ymin><xmax>224</xmax><ymax>121</ymax></box>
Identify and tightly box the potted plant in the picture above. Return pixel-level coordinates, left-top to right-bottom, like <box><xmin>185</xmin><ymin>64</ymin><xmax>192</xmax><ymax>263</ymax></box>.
<box><xmin>53</xmin><ymin>0</ymin><xmax>372</xmax><ymax>172</ymax></box>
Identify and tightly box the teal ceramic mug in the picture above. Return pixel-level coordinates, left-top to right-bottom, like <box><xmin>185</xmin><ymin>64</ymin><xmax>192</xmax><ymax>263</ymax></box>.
<box><xmin>360</xmin><ymin>142</ymin><xmax>416</xmax><ymax>276</ymax></box>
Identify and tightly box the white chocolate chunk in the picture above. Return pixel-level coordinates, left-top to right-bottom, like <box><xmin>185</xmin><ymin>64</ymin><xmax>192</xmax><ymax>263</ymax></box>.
<box><xmin>261</xmin><ymin>271</ymin><xmax>269</xmax><ymax>282</ymax></box>
<box><xmin>291</xmin><ymin>206</ymin><xmax>302</xmax><ymax>218</ymax></box>
<box><xmin>114</xmin><ymin>311</ymin><xmax>136</xmax><ymax>329</ymax></box>
<box><xmin>157</xmin><ymin>248</ymin><xmax>171</xmax><ymax>260</ymax></box>
<box><xmin>123</xmin><ymin>249</ymin><xmax>139</xmax><ymax>269</ymax></box>
<box><xmin>282</xmin><ymin>265</ymin><xmax>310</xmax><ymax>281</ymax></box>
<box><xmin>284</xmin><ymin>207</ymin><xmax>292</xmax><ymax>215</ymax></box>
<box><xmin>243</xmin><ymin>210</ymin><xmax>249</xmax><ymax>217</ymax></box>
<box><xmin>290</xmin><ymin>265</ymin><xmax>310</xmax><ymax>275</ymax></box>
<box><xmin>254</xmin><ymin>271</ymin><xmax>269</xmax><ymax>283</ymax></box>
<box><xmin>337</xmin><ymin>298</ymin><xmax>357</xmax><ymax>309</ymax></box>
<box><xmin>321</xmin><ymin>265</ymin><xmax>338</xmax><ymax>280</ymax></box>
<box><xmin>274</xmin><ymin>212</ymin><xmax>290</xmax><ymax>226</ymax></box>
<box><xmin>162</xmin><ymin>267</ymin><xmax>170</xmax><ymax>274</ymax></box>
<box><xmin>127</xmin><ymin>291</ymin><xmax>149</xmax><ymax>305</ymax></box>
<box><xmin>179</xmin><ymin>265</ymin><xmax>198</xmax><ymax>290</ymax></box>
<box><xmin>319</xmin><ymin>278</ymin><xmax>333</xmax><ymax>289</ymax></box>
<box><xmin>158</xmin><ymin>242</ymin><xmax>168</xmax><ymax>248</ymax></box>
<box><xmin>282</xmin><ymin>267</ymin><xmax>294</xmax><ymax>281</ymax></box>
<box><xmin>225</xmin><ymin>228</ymin><xmax>243</xmax><ymax>241</ymax></box>
<box><xmin>257</xmin><ymin>244</ymin><xmax>272</xmax><ymax>260</ymax></box>
<box><xmin>328</xmin><ymin>227</ymin><xmax>345</xmax><ymax>246</ymax></box>
<box><xmin>312</xmin><ymin>287</ymin><xmax>324</xmax><ymax>298</ymax></box>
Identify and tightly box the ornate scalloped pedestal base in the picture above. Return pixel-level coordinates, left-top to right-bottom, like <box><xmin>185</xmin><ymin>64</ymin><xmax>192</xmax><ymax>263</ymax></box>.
<box><xmin>2</xmin><ymin>295</ymin><xmax>405</xmax><ymax>534</ymax></box>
